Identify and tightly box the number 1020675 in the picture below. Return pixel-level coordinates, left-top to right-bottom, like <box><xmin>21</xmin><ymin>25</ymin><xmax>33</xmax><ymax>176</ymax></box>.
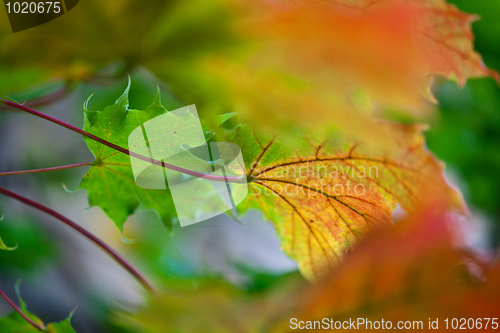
<box><xmin>5</xmin><ymin>2</ymin><xmax>62</xmax><ymax>14</ymax></box>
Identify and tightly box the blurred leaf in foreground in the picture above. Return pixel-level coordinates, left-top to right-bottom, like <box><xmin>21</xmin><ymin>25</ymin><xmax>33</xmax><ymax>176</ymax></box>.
<box><xmin>116</xmin><ymin>281</ymin><xmax>270</xmax><ymax>333</ymax></box>
<box><xmin>203</xmin><ymin>0</ymin><xmax>499</xmax><ymax>132</ymax></box>
<box><xmin>118</xmin><ymin>203</ymin><xmax>500</xmax><ymax>333</ymax></box>
<box><xmin>0</xmin><ymin>215</ymin><xmax>16</xmax><ymax>251</ymax></box>
<box><xmin>2</xmin><ymin>0</ymin><xmax>496</xmax><ymax>134</ymax></box>
<box><xmin>270</xmin><ymin>203</ymin><xmax>500</xmax><ymax>332</ymax></box>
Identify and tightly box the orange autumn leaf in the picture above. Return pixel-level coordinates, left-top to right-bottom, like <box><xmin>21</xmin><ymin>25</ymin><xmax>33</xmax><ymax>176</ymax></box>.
<box><xmin>270</xmin><ymin>204</ymin><xmax>500</xmax><ymax>332</ymax></box>
<box><xmin>251</xmin><ymin>1</ymin><xmax>427</xmax><ymax>110</ymax></box>
<box><xmin>410</xmin><ymin>0</ymin><xmax>499</xmax><ymax>85</ymax></box>
<box><xmin>326</xmin><ymin>0</ymin><xmax>500</xmax><ymax>85</ymax></box>
<box><xmin>231</xmin><ymin>0</ymin><xmax>498</xmax><ymax>123</ymax></box>
<box><xmin>230</xmin><ymin>122</ymin><xmax>464</xmax><ymax>280</ymax></box>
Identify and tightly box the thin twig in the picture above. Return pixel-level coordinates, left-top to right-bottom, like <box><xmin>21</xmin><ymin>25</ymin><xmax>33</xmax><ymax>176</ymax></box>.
<box><xmin>1</xmin><ymin>99</ymin><xmax>244</xmax><ymax>183</ymax></box>
<box><xmin>0</xmin><ymin>162</ymin><xmax>93</xmax><ymax>177</ymax></box>
<box><xmin>0</xmin><ymin>288</ymin><xmax>45</xmax><ymax>331</ymax></box>
<box><xmin>0</xmin><ymin>186</ymin><xmax>157</xmax><ymax>295</ymax></box>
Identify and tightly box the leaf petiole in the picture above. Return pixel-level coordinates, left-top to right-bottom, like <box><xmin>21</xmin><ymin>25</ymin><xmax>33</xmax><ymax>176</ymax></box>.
<box><xmin>1</xmin><ymin>99</ymin><xmax>245</xmax><ymax>183</ymax></box>
<box><xmin>0</xmin><ymin>162</ymin><xmax>94</xmax><ymax>177</ymax></box>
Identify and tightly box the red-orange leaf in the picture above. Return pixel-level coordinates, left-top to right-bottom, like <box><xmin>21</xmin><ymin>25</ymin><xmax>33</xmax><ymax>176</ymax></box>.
<box><xmin>270</xmin><ymin>204</ymin><xmax>500</xmax><ymax>332</ymax></box>
<box><xmin>228</xmin><ymin>0</ymin><xmax>498</xmax><ymax>125</ymax></box>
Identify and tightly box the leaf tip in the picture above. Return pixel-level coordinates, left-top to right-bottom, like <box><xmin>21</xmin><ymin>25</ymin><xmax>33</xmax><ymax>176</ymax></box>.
<box><xmin>14</xmin><ymin>279</ymin><xmax>26</xmax><ymax>309</ymax></box>
<box><xmin>61</xmin><ymin>183</ymin><xmax>78</xmax><ymax>194</ymax></box>
<box><xmin>154</xmin><ymin>85</ymin><xmax>162</xmax><ymax>107</ymax></box>
<box><xmin>0</xmin><ymin>238</ymin><xmax>18</xmax><ymax>251</ymax></box>
<box><xmin>83</xmin><ymin>93</ymin><xmax>95</xmax><ymax>113</ymax></box>
<box><xmin>114</xmin><ymin>76</ymin><xmax>131</xmax><ymax>109</ymax></box>
<box><xmin>216</xmin><ymin>112</ymin><xmax>238</xmax><ymax>127</ymax></box>
<box><xmin>68</xmin><ymin>306</ymin><xmax>79</xmax><ymax>319</ymax></box>
<box><xmin>120</xmin><ymin>233</ymin><xmax>136</xmax><ymax>244</ymax></box>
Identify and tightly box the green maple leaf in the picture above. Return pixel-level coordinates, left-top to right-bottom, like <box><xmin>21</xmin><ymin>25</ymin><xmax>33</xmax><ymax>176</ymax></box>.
<box><xmin>0</xmin><ymin>286</ymin><xmax>76</xmax><ymax>333</ymax></box>
<box><xmin>0</xmin><ymin>313</ymin><xmax>74</xmax><ymax>333</ymax></box>
<box><xmin>79</xmin><ymin>82</ymin><xmax>212</xmax><ymax>231</ymax></box>
<box><xmin>79</xmin><ymin>82</ymin><xmax>235</xmax><ymax>231</ymax></box>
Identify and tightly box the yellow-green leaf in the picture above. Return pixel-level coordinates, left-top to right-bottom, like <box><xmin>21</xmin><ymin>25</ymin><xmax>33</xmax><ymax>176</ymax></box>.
<box><xmin>229</xmin><ymin>122</ymin><xmax>464</xmax><ymax>280</ymax></box>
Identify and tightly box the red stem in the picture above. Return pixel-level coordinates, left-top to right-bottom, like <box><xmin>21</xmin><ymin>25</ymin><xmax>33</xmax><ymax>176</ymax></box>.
<box><xmin>0</xmin><ymin>289</ymin><xmax>45</xmax><ymax>331</ymax></box>
<box><xmin>1</xmin><ymin>99</ymin><xmax>244</xmax><ymax>183</ymax></box>
<box><xmin>0</xmin><ymin>186</ymin><xmax>157</xmax><ymax>295</ymax></box>
<box><xmin>0</xmin><ymin>162</ymin><xmax>93</xmax><ymax>177</ymax></box>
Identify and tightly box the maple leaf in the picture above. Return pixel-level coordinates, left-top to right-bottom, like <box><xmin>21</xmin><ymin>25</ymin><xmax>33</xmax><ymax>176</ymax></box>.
<box><xmin>228</xmin><ymin>123</ymin><xmax>464</xmax><ymax>280</ymax></box>
<box><xmin>269</xmin><ymin>204</ymin><xmax>500</xmax><ymax>332</ymax></box>
<box><xmin>1</xmin><ymin>0</ymin><xmax>496</xmax><ymax>135</ymax></box>
<box><xmin>217</xmin><ymin>0</ymin><xmax>499</xmax><ymax>129</ymax></box>
<box><xmin>79</xmin><ymin>83</ymin><xmax>209</xmax><ymax>230</ymax></box>
<box><xmin>0</xmin><ymin>313</ymin><xmax>75</xmax><ymax>333</ymax></box>
<box><xmin>324</xmin><ymin>0</ymin><xmax>500</xmax><ymax>85</ymax></box>
<box><xmin>79</xmin><ymin>83</ymin><xmax>235</xmax><ymax>230</ymax></box>
<box><xmin>0</xmin><ymin>286</ymin><xmax>76</xmax><ymax>333</ymax></box>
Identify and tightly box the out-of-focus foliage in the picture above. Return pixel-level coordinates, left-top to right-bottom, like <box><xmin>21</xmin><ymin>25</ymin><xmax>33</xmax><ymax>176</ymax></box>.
<box><xmin>1</xmin><ymin>0</ymin><xmax>497</xmax><ymax>132</ymax></box>
<box><xmin>0</xmin><ymin>215</ymin><xmax>58</xmax><ymax>272</ymax></box>
<box><xmin>116</xmin><ymin>280</ymin><xmax>275</xmax><ymax>333</ymax></box>
<box><xmin>0</xmin><ymin>0</ymin><xmax>238</xmax><ymax>105</ymax></box>
<box><xmin>270</xmin><ymin>204</ymin><xmax>500</xmax><ymax>332</ymax></box>
<box><xmin>448</xmin><ymin>0</ymin><xmax>500</xmax><ymax>72</ymax></box>
<box><xmin>0</xmin><ymin>311</ymin><xmax>75</xmax><ymax>333</ymax></box>
<box><xmin>220</xmin><ymin>0</ymin><xmax>498</xmax><ymax>127</ymax></box>
<box><xmin>117</xmin><ymin>203</ymin><xmax>500</xmax><ymax>333</ymax></box>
